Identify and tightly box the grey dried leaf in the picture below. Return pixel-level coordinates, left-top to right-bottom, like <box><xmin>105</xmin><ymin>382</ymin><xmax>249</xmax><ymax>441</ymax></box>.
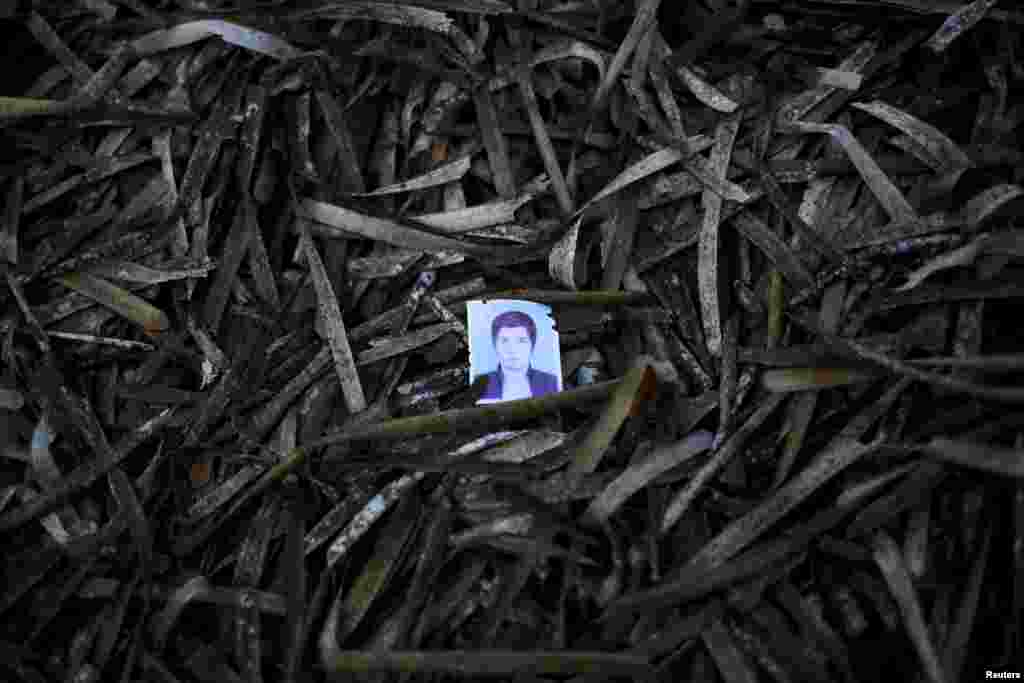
<box><xmin>584</xmin><ymin>431</ymin><xmax>714</xmax><ymax>526</ymax></box>
<box><xmin>130</xmin><ymin>20</ymin><xmax>302</xmax><ymax>60</ymax></box>
<box><xmin>299</xmin><ymin>222</ymin><xmax>367</xmax><ymax>414</ymax></box>
<box><xmin>698</xmin><ymin>111</ymin><xmax>742</xmax><ymax>357</ymax></box>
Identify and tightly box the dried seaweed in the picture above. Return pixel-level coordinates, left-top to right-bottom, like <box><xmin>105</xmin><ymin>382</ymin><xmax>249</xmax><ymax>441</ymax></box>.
<box><xmin>1</xmin><ymin>2</ymin><xmax>1022</xmax><ymax>680</ymax></box>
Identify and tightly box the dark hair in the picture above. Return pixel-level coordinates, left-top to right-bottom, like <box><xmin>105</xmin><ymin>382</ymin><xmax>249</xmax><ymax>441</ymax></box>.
<box><xmin>491</xmin><ymin>310</ymin><xmax>537</xmax><ymax>348</ymax></box>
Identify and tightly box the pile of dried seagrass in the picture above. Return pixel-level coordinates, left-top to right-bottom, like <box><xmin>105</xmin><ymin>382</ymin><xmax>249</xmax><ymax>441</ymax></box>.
<box><xmin>1</xmin><ymin>1</ymin><xmax>1023</xmax><ymax>681</ymax></box>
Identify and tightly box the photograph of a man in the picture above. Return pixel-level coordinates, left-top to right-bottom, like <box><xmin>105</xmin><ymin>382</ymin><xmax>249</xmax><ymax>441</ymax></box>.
<box><xmin>467</xmin><ymin>300</ymin><xmax>563</xmax><ymax>405</ymax></box>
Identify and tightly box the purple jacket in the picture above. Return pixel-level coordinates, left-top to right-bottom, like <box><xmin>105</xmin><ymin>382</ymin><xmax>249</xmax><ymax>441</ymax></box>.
<box><xmin>480</xmin><ymin>368</ymin><xmax>560</xmax><ymax>401</ymax></box>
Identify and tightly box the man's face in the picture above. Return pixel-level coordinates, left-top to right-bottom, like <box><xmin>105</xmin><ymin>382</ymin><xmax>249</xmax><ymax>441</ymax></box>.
<box><xmin>495</xmin><ymin>326</ymin><xmax>533</xmax><ymax>373</ymax></box>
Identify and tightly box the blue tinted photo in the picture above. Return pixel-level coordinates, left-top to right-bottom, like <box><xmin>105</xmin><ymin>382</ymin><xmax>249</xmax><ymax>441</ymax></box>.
<box><xmin>467</xmin><ymin>300</ymin><xmax>563</xmax><ymax>405</ymax></box>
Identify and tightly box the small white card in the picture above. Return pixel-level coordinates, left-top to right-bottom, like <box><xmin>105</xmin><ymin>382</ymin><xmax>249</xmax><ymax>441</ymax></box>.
<box><xmin>466</xmin><ymin>299</ymin><xmax>563</xmax><ymax>405</ymax></box>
